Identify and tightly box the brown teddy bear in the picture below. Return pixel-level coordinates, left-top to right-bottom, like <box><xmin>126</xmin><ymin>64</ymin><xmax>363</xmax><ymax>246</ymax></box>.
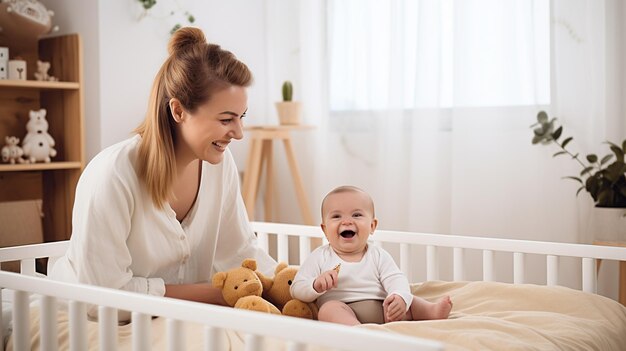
<box><xmin>258</xmin><ymin>262</ymin><xmax>318</xmax><ymax>319</ymax></box>
<box><xmin>212</xmin><ymin>259</ymin><xmax>281</xmax><ymax>315</ymax></box>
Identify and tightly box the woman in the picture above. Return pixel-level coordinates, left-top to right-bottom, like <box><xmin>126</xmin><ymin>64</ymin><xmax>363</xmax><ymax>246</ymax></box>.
<box><xmin>50</xmin><ymin>27</ymin><xmax>276</xmax><ymax>308</ymax></box>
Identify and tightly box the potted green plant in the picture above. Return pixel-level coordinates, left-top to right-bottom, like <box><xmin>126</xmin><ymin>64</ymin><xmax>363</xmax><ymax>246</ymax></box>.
<box><xmin>531</xmin><ymin>110</ymin><xmax>626</xmax><ymax>241</ymax></box>
<box><xmin>275</xmin><ymin>81</ymin><xmax>302</xmax><ymax>125</ymax></box>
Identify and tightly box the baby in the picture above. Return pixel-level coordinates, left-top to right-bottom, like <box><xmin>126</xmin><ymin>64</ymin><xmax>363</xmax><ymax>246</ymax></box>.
<box><xmin>291</xmin><ymin>185</ymin><xmax>452</xmax><ymax>325</ymax></box>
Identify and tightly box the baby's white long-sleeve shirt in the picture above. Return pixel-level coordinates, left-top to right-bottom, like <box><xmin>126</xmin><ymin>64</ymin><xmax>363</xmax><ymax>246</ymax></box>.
<box><xmin>291</xmin><ymin>244</ymin><xmax>413</xmax><ymax>311</ymax></box>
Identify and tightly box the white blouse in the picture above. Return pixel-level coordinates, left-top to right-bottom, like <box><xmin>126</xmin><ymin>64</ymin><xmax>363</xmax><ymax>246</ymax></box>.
<box><xmin>290</xmin><ymin>244</ymin><xmax>413</xmax><ymax>311</ymax></box>
<box><xmin>50</xmin><ymin>135</ymin><xmax>276</xmax><ymax>297</ymax></box>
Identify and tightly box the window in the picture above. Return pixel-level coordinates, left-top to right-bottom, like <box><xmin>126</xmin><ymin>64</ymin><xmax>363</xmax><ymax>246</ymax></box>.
<box><xmin>328</xmin><ymin>0</ymin><xmax>550</xmax><ymax>111</ymax></box>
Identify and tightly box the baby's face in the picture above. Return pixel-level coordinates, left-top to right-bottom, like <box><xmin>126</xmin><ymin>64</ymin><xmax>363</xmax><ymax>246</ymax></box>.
<box><xmin>321</xmin><ymin>191</ymin><xmax>377</xmax><ymax>259</ymax></box>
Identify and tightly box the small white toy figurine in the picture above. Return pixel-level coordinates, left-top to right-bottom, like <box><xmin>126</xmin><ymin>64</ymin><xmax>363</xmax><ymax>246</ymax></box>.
<box><xmin>22</xmin><ymin>108</ymin><xmax>57</xmax><ymax>163</ymax></box>
<box><xmin>33</xmin><ymin>60</ymin><xmax>58</xmax><ymax>82</ymax></box>
<box><xmin>1</xmin><ymin>136</ymin><xmax>27</xmax><ymax>164</ymax></box>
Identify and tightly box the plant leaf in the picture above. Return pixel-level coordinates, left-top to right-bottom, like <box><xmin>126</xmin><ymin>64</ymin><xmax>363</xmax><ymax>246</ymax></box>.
<box><xmin>576</xmin><ymin>186</ymin><xmax>586</xmax><ymax>196</ymax></box>
<box><xmin>610</xmin><ymin>145</ymin><xmax>625</xmax><ymax>161</ymax></box>
<box><xmin>600</xmin><ymin>154</ymin><xmax>614</xmax><ymax>165</ymax></box>
<box><xmin>561</xmin><ymin>137</ymin><xmax>573</xmax><ymax>148</ymax></box>
<box><xmin>580</xmin><ymin>166</ymin><xmax>594</xmax><ymax>176</ymax></box>
<box><xmin>622</xmin><ymin>139</ymin><xmax>626</xmax><ymax>153</ymax></box>
<box><xmin>553</xmin><ymin>151</ymin><xmax>567</xmax><ymax>157</ymax></box>
<box><xmin>563</xmin><ymin>176</ymin><xmax>583</xmax><ymax>184</ymax></box>
<box><xmin>551</xmin><ymin>126</ymin><xmax>563</xmax><ymax>141</ymax></box>
<box><xmin>537</xmin><ymin>111</ymin><xmax>548</xmax><ymax>123</ymax></box>
<box><xmin>597</xmin><ymin>189</ymin><xmax>613</xmax><ymax>207</ymax></box>
<box><xmin>620</xmin><ymin>185</ymin><xmax>626</xmax><ymax>198</ymax></box>
<box><xmin>586</xmin><ymin>154</ymin><xmax>598</xmax><ymax>163</ymax></box>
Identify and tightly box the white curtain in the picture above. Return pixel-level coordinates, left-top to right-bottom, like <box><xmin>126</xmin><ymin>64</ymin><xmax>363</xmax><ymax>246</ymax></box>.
<box><xmin>299</xmin><ymin>0</ymin><xmax>564</xmax><ymax>241</ymax></box>
<box><xmin>265</xmin><ymin>0</ymin><xmax>625</xmax><ymax>296</ymax></box>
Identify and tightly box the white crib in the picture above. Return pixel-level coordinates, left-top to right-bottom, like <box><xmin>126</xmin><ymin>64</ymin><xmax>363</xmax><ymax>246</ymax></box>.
<box><xmin>1</xmin><ymin>221</ymin><xmax>625</xmax><ymax>351</ymax></box>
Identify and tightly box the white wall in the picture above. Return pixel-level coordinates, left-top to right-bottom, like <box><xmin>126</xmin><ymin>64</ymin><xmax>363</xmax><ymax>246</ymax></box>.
<box><xmin>42</xmin><ymin>0</ymin><xmax>274</xmax><ymax>167</ymax></box>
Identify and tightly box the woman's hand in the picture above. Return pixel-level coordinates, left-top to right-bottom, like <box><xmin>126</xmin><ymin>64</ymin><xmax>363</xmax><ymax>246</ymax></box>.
<box><xmin>383</xmin><ymin>294</ymin><xmax>406</xmax><ymax>322</ymax></box>
<box><xmin>165</xmin><ymin>283</ymin><xmax>228</xmax><ymax>305</ymax></box>
<box><xmin>313</xmin><ymin>269</ymin><xmax>339</xmax><ymax>293</ymax></box>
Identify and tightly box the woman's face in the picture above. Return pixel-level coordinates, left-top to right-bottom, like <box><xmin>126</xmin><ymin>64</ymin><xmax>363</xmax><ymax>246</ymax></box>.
<box><xmin>174</xmin><ymin>85</ymin><xmax>247</xmax><ymax>165</ymax></box>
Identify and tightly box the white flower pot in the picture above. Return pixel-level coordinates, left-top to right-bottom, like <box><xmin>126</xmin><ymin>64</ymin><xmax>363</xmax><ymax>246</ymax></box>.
<box><xmin>589</xmin><ymin>207</ymin><xmax>626</xmax><ymax>243</ymax></box>
<box><xmin>275</xmin><ymin>101</ymin><xmax>302</xmax><ymax>125</ymax></box>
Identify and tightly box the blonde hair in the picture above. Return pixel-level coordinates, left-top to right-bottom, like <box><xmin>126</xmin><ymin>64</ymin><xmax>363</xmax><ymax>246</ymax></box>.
<box><xmin>321</xmin><ymin>185</ymin><xmax>376</xmax><ymax>218</ymax></box>
<box><xmin>135</xmin><ymin>27</ymin><xmax>253</xmax><ymax>208</ymax></box>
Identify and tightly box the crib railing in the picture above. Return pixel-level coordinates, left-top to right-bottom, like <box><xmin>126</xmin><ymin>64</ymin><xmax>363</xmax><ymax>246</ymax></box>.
<box><xmin>0</xmin><ymin>272</ymin><xmax>440</xmax><ymax>351</ymax></box>
<box><xmin>251</xmin><ymin>222</ymin><xmax>626</xmax><ymax>294</ymax></box>
<box><xmin>2</xmin><ymin>222</ymin><xmax>626</xmax><ymax>351</ymax></box>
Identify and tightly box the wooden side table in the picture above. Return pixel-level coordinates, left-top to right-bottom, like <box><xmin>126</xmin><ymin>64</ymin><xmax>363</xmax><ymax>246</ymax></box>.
<box><xmin>241</xmin><ymin>125</ymin><xmax>315</xmax><ymax>224</ymax></box>
<box><xmin>594</xmin><ymin>240</ymin><xmax>626</xmax><ymax>306</ymax></box>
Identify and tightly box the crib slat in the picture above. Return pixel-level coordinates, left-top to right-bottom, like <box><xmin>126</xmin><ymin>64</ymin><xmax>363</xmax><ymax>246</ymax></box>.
<box><xmin>69</xmin><ymin>301</ymin><xmax>87</xmax><ymax>351</ymax></box>
<box><xmin>546</xmin><ymin>255</ymin><xmax>559</xmax><ymax>286</ymax></box>
<box><xmin>204</xmin><ymin>326</ymin><xmax>223</xmax><ymax>351</ymax></box>
<box><xmin>482</xmin><ymin>250</ymin><xmax>495</xmax><ymax>281</ymax></box>
<box><xmin>167</xmin><ymin>319</ymin><xmax>186</xmax><ymax>351</ymax></box>
<box><xmin>299</xmin><ymin>238</ymin><xmax>311</xmax><ymax>265</ymax></box>
<box><xmin>99</xmin><ymin>306</ymin><xmax>118</xmax><ymax>351</ymax></box>
<box><xmin>245</xmin><ymin>334</ymin><xmax>261</xmax><ymax>351</ymax></box>
<box><xmin>257</xmin><ymin>231</ymin><xmax>269</xmax><ymax>254</ymax></box>
<box><xmin>453</xmin><ymin>248</ymin><xmax>464</xmax><ymax>281</ymax></box>
<box><xmin>400</xmin><ymin>243</ymin><xmax>410</xmax><ymax>277</ymax></box>
<box><xmin>514</xmin><ymin>252</ymin><xmax>525</xmax><ymax>284</ymax></box>
<box><xmin>0</xmin><ymin>288</ymin><xmax>4</xmax><ymax>351</ymax></box>
<box><xmin>40</xmin><ymin>295</ymin><xmax>58</xmax><ymax>351</ymax></box>
<box><xmin>426</xmin><ymin>246</ymin><xmax>439</xmax><ymax>281</ymax></box>
<box><xmin>20</xmin><ymin>258</ymin><xmax>36</xmax><ymax>276</ymax></box>
<box><xmin>278</xmin><ymin>234</ymin><xmax>289</xmax><ymax>263</ymax></box>
<box><xmin>582</xmin><ymin>257</ymin><xmax>597</xmax><ymax>293</ymax></box>
<box><xmin>132</xmin><ymin>312</ymin><xmax>151</xmax><ymax>351</ymax></box>
<box><xmin>13</xmin><ymin>290</ymin><xmax>30</xmax><ymax>351</ymax></box>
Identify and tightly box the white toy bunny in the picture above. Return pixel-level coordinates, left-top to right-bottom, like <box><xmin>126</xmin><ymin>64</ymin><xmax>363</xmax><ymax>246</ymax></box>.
<box><xmin>22</xmin><ymin>108</ymin><xmax>57</xmax><ymax>163</ymax></box>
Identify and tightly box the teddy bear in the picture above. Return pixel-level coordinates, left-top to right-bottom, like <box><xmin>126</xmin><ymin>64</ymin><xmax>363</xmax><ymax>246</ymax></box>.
<box><xmin>212</xmin><ymin>259</ymin><xmax>281</xmax><ymax>315</ymax></box>
<box><xmin>1</xmin><ymin>136</ymin><xmax>27</xmax><ymax>164</ymax></box>
<box><xmin>258</xmin><ymin>262</ymin><xmax>318</xmax><ymax>319</ymax></box>
<box><xmin>22</xmin><ymin>108</ymin><xmax>57</xmax><ymax>163</ymax></box>
<box><xmin>33</xmin><ymin>60</ymin><xmax>58</xmax><ymax>82</ymax></box>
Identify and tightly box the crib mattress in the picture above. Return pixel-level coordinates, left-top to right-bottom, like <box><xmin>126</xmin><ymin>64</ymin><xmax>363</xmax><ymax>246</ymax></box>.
<box><xmin>7</xmin><ymin>281</ymin><xmax>626</xmax><ymax>351</ymax></box>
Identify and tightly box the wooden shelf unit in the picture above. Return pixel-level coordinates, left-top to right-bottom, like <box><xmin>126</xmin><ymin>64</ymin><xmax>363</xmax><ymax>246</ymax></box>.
<box><xmin>0</xmin><ymin>34</ymin><xmax>84</xmax><ymax>242</ymax></box>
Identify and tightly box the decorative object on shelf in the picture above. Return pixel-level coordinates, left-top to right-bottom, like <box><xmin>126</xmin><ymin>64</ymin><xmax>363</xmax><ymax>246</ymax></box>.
<box><xmin>22</xmin><ymin>108</ymin><xmax>57</xmax><ymax>163</ymax></box>
<box><xmin>33</xmin><ymin>60</ymin><xmax>57</xmax><ymax>82</ymax></box>
<box><xmin>530</xmin><ymin>110</ymin><xmax>626</xmax><ymax>208</ymax></box>
<box><xmin>7</xmin><ymin>59</ymin><xmax>26</xmax><ymax>80</ymax></box>
<box><xmin>135</xmin><ymin>0</ymin><xmax>196</xmax><ymax>35</ymax></box>
<box><xmin>0</xmin><ymin>46</ymin><xmax>7</xmax><ymax>80</ymax></box>
<box><xmin>275</xmin><ymin>81</ymin><xmax>302</xmax><ymax>125</ymax></box>
<box><xmin>0</xmin><ymin>0</ymin><xmax>59</xmax><ymax>49</ymax></box>
<box><xmin>531</xmin><ymin>110</ymin><xmax>625</xmax><ymax>242</ymax></box>
<box><xmin>1</xmin><ymin>136</ymin><xmax>27</xmax><ymax>164</ymax></box>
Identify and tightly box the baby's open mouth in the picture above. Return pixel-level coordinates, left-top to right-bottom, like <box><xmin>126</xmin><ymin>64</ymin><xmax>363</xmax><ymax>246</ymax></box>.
<box><xmin>340</xmin><ymin>230</ymin><xmax>356</xmax><ymax>238</ymax></box>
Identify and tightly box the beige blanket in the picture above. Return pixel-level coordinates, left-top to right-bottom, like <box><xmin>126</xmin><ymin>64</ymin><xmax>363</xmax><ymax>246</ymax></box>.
<box><xmin>9</xmin><ymin>281</ymin><xmax>626</xmax><ymax>350</ymax></box>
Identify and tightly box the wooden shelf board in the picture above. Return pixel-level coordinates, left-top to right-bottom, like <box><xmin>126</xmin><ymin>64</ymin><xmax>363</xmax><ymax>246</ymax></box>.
<box><xmin>0</xmin><ymin>80</ymin><xmax>79</xmax><ymax>90</ymax></box>
<box><xmin>0</xmin><ymin>161</ymin><xmax>82</xmax><ymax>172</ymax></box>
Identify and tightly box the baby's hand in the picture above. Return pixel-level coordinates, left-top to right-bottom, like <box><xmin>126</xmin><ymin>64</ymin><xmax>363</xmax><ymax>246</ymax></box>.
<box><xmin>383</xmin><ymin>294</ymin><xmax>406</xmax><ymax>322</ymax></box>
<box><xmin>313</xmin><ymin>268</ymin><xmax>339</xmax><ymax>293</ymax></box>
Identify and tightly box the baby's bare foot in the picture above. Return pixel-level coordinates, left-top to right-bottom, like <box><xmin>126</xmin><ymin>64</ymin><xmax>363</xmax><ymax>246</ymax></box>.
<box><xmin>430</xmin><ymin>295</ymin><xmax>452</xmax><ymax>319</ymax></box>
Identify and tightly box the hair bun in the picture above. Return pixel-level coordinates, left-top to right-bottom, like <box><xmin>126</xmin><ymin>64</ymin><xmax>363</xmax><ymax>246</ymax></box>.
<box><xmin>168</xmin><ymin>27</ymin><xmax>207</xmax><ymax>55</ymax></box>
